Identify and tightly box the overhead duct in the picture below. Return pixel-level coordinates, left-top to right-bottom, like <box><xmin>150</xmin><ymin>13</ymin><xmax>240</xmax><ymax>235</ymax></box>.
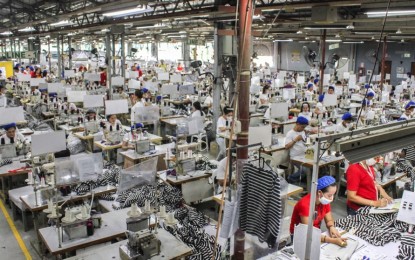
<box><xmin>334</xmin><ymin>121</ymin><xmax>415</xmax><ymax>163</ymax></box>
<box><xmin>311</xmin><ymin>5</ymin><xmax>338</xmax><ymax>24</ymax></box>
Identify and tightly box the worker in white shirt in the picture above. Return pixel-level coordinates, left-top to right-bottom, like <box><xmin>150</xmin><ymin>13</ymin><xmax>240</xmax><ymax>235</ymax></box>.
<box><xmin>298</xmin><ymin>102</ymin><xmax>312</xmax><ymax>122</ymax></box>
<box><xmin>365</xmin><ymin>91</ymin><xmax>375</xmax><ymax>107</ymax></box>
<box><xmin>0</xmin><ymin>123</ymin><xmax>26</xmax><ymax>145</ymax></box>
<box><xmin>130</xmin><ymin>89</ymin><xmax>145</xmax><ymax>123</ymax></box>
<box><xmin>335</xmin><ymin>112</ymin><xmax>354</xmax><ymax>132</ymax></box>
<box><xmin>305</xmin><ymin>84</ymin><xmax>314</xmax><ymax>102</ymax></box>
<box><xmin>212</xmin><ymin>156</ymin><xmax>236</xmax><ymax>194</ymax></box>
<box><xmin>310</xmin><ymin>64</ymin><xmax>318</xmax><ymax>78</ymax></box>
<box><xmin>216</xmin><ymin>106</ymin><xmax>233</xmax><ymax>161</ymax></box>
<box><xmin>122</xmin><ymin>123</ymin><xmax>144</xmax><ymax>150</ymax></box>
<box><xmin>259</xmin><ymin>85</ymin><xmax>270</xmax><ymax>105</ymax></box>
<box><xmin>0</xmin><ymin>85</ymin><xmax>7</xmax><ymax>108</ymax></box>
<box><xmin>285</xmin><ymin>116</ymin><xmax>309</xmax><ymax>183</ymax></box>
<box><xmin>399</xmin><ymin>101</ymin><xmax>415</xmax><ymax>121</ymax></box>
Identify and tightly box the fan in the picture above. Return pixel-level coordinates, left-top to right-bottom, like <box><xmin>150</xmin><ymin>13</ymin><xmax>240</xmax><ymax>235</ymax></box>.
<box><xmin>365</xmin><ymin>49</ymin><xmax>378</xmax><ymax>64</ymax></box>
<box><xmin>327</xmin><ymin>49</ymin><xmax>349</xmax><ymax>69</ymax></box>
<box><xmin>302</xmin><ymin>46</ymin><xmax>319</xmax><ymax>66</ymax></box>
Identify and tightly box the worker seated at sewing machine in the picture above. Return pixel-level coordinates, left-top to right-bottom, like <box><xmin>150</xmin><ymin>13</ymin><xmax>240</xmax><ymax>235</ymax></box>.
<box><xmin>122</xmin><ymin>123</ymin><xmax>151</xmax><ymax>152</ymax></box>
<box><xmin>0</xmin><ymin>123</ymin><xmax>29</xmax><ymax>158</ymax></box>
<box><xmin>83</xmin><ymin>109</ymin><xmax>100</xmax><ymax>134</ymax></box>
<box><xmin>102</xmin><ymin>114</ymin><xmax>123</xmax><ymax>144</ymax></box>
<box><xmin>212</xmin><ymin>155</ymin><xmax>236</xmax><ymax>194</ymax></box>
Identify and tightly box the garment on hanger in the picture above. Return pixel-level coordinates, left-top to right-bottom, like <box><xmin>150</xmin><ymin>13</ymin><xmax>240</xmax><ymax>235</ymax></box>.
<box><xmin>396</xmin><ymin>158</ymin><xmax>415</xmax><ymax>192</ymax></box>
<box><xmin>335</xmin><ymin>206</ymin><xmax>407</xmax><ymax>246</ymax></box>
<box><xmin>239</xmin><ymin>162</ymin><xmax>282</xmax><ymax>247</ymax></box>
<box><xmin>397</xmin><ymin>234</ymin><xmax>415</xmax><ymax>260</ymax></box>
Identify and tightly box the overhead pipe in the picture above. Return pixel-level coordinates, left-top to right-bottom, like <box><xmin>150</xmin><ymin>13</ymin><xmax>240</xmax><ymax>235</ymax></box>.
<box><xmin>319</xmin><ymin>29</ymin><xmax>326</xmax><ymax>94</ymax></box>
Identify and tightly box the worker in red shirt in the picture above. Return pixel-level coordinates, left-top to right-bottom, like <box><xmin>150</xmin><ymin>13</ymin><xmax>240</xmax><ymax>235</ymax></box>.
<box><xmin>290</xmin><ymin>176</ymin><xmax>347</xmax><ymax>247</ymax></box>
<box><xmin>346</xmin><ymin>159</ymin><xmax>393</xmax><ymax>215</ymax></box>
<box><xmin>99</xmin><ymin>67</ymin><xmax>107</xmax><ymax>87</ymax></box>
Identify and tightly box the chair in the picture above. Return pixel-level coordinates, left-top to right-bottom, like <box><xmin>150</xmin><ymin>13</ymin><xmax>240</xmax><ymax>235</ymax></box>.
<box><xmin>271</xmin><ymin>149</ymin><xmax>292</xmax><ymax>179</ymax></box>
<box><xmin>190</xmin><ymin>116</ymin><xmax>209</xmax><ymax>151</ymax></box>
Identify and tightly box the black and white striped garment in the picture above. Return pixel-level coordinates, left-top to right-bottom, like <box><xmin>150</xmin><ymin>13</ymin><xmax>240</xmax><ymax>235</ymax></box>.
<box><xmin>397</xmin><ymin>234</ymin><xmax>415</xmax><ymax>260</ymax></box>
<box><xmin>335</xmin><ymin>206</ymin><xmax>405</xmax><ymax>246</ymax></box>
<box><xmin>404</xmin><ymin>145</ymin><xmax>415</xmax><ymax>162</ymax></box>
<box><xmin>73</xmin><ymin>164</ymin><xmax>121</xmax><ymax>195</ymax></box>
<box><xmin>163</xmin><ymin>223</ymin><xmax>222</xmax><ymax>260</ymax></box>
<box><xmin>239</xmin><ymin>163</ymin><xmax>282</xmax><ymax>248</ymax></box>
<box><xmin>174</xmin><ymin>207</ymin><xmax>208</xmax><ymax>228</ymax></box>
<box><xmin>0</xmin><ymin>159</ymin><xmax>12</xmax><ymax>167</ymax></box>
<box><xmin>396</xmin><ymin>158</ymin><xmax>415</xmax><ymax>192</ymax></box>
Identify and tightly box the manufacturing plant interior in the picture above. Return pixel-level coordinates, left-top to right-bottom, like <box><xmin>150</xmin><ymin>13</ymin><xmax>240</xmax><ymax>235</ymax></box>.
<box><xmin>2</xmin><ymin>0</ymin><xmax>415</xmax><ymax>259</ymax></box>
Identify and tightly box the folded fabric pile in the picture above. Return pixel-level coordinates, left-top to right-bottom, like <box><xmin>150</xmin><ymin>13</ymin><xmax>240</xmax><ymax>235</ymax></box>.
<box><xmin>0</xmin><ymin>159</ymin><xmax>12</xmax><ymax>167</ymax></box>
<box><xmin>72</xmin><ymin>163</ymin><xmax>120</xmax><ymax>195</ymax></box>
<box><xmin>164</xmin><ymin>223</ymin><xmax>222</xmax><ymax>260</ymax></box>
<box><xmin>335</xmin><ymin>206</ymin><xmax>407</xmax><ymax>246</ymax></box>
<box><xmin>397</xmin><ymin>234</ymin><xmax>415</xmax><ymax>259</ymax></box>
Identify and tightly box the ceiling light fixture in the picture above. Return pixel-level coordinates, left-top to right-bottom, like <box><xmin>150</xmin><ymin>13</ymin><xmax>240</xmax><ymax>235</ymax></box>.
<box><xmin>18</xmin><ymin>27</ymin><xmax>36</xmax><ymax>32</ymax></box>
<box><xmin>343</xmin><ymin>41</ymin><xmax>364</xmax><ymax>44</ymax></box>
<box><xmin>304</xmin><ymin>26</ymin><xmax>348</xmax><ymax>30</ymax></box>
<box><xmin>335</xmin><ymin>34</ymin><xmax>340</xmax><ymax>38</ymax></box>
<box><xmin>102</xmin><ymin>6</ymin><xmax>153</xmax><ymax>17</ymax></box>
<box><xmin>326</xmin><ymin>39</ymin><xmax>342</xmax><ymax>42</ymax></box>
<box><xmin>396</xmin><ymin>28</ymin><xmax>402</xmax><ymax>34</ymax></box>
<box><xmin>273</xmin><ymin>39</ymin><xmax>293</xmax><ymax>42</ymax></box>
<box><xmin>366</xmin><ymin>10</ymin><xmax>415</xmax><ymax>18</ymax></box>
<box><xmin>296</xmin><ymin>30</ymin><xmax>303</xmax><ymax>34</ymax></box>
<box><xmin>346</xmin><ymin>24</ymin><xmax>355</xmax><ymax>29</ymax></box>
<box><xmin>0</xmin><ymin>31</ymin><xmax>13</xmax><ymax>35</ymax></box>
<box><xmin>50</xmin><ymin>20</ymin><xmax>72</xmax><ymax>27</ymax></box>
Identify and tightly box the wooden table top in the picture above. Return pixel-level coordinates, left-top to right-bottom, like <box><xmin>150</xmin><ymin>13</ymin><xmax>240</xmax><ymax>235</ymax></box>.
<box><xmin>290</xmin><ymin>154</ymin><xmax>344</xmax><ymax>168</ymax></box>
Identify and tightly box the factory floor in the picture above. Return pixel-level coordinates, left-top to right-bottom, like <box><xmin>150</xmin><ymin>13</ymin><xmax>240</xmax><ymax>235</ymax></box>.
<box><xmin>0</xmin><ymin>191</ymin><xmax>349</xmax><ymax>260</ymax></box>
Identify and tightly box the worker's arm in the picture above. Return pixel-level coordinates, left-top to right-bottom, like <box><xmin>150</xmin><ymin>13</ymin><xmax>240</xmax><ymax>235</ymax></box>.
<box><xmin>285</xmin><ymin>135</ymin><xmax>302</xmax><ymax>150</ymax></box>
<box><xmin>299</xmin><ymin>215</ymin><xmax>347</xmax><ymax>246</ymax></box>
<box><xmin>376</xmin><ymin>184</ymin><xmax>393</xmax><ymax>203</ymax></box>
<box><xmin>347</xmin><ymin>190</ymin><xmax>388</xmax><ymax>207</ymax></box>
<box><xmin>324</xmin><ymin>212</ymin><xmax>340</xmax><ymax>238</ymax></box>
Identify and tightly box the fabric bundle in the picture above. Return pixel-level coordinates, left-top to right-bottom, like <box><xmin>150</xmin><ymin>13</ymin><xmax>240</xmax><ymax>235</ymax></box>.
<box><xmin>72</xmin><ymin>163</ymin><xmax>120</xmax><ymax>195</ymax></box>
<box><xmin>174</xmin><ymin>207</ymin><xmax>208</xmax><ymax>228</ymax></box>
<box><xmin>396</xmin><ymin>159</ymin><xmax>415</xmax><ymax>192</ymax></box>
<box><xmin>397</xmin><ymin>234</ymin><xmax>415</xmax><ymax>260</ymax></box>
<box><xmin>0</xmin><ymin>159</ymin><xmax>12</xmax><ymax>167</ymax></box>
<box><xmin>335</xmin><ymin>206</ymin><xmax>407</xmax><ymax>246</ymax></box>
<box><xmin>239</xmin><ymin>163</ymin><xmax>282</xmax><ymax>248</ymax></box>
<box><xmin>164</xmin><ymin>222</ymin><xmax>222</xmax><ymax>260</ymax></box>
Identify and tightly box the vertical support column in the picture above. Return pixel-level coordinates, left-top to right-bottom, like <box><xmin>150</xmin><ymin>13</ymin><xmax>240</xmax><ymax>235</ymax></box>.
<box><xmin>235</xmin><ymin>0</ymin><xmax>253</xmax><ymax>258</ymax></box>
<box><xmin>212</xmin><ymin>23</ymin><xmax>223</xmax><ymax>134</ymax></box>
<box><xmin>112</xmin><ymin>34</ymin><xmax>116</xmax><ymax>75</ymax></box>
<box><xmin>68</xmin><ymin>36</ymin><xmax>72</xmax><ymax>69</ymax></box>
<box><xmin>319</xmin><ymin>29</ymin><xmax>326</xmax><ymax>94</ymax></box>
<box><xmin>17</xmin><ymin>39</ymin><xmax>21</xmax><ymax>64</ymax></box>
<box><xmin>380</xmin><ymin>36</ymin><xmax>387</xmax><ymax>91</ymax></box>
<box><xmin>120</xmin><ymin>33</ymin><xmax>126</xmax><ymax>78</ymax></box>
<box><xmin>151</xmin><ymin>42</ymin><xmax>158</xmax><ymax>61</ymax></box>
<box><xmin>61</xmin><ymin>35</ymin><xmax>65</xmax><ymax>76</ymax></box>
<box><xmin>182</xmin><ymin>39</ymin><xmax>191</xmax><ymax>69</ymax></box>
<box><xmin>106</xmin><ymin>33</ymin><xmax>112</xmax><ymax>99</ymax></box>
<box><xmin>57</xmin><ymin>35</ymin><xmax>62</xmax><ymax>79</ymax></box>
<box><xmin>48</xmin><ymin>38</ymin><xmax>51</xmax><ymax>73</ymax></box>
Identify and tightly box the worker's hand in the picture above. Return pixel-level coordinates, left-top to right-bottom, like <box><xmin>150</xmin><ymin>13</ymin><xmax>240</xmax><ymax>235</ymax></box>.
<box><xmin>384</xmin><ymin>195</ymin><xmax>393</xmax><ymax>204</ymax></box>
<box><xmin>329</xmin><ymin>226</ymin><xmax>341</xmax><ymax>238</ymax></box>
<box><xmin>294</xmin><ymin>135</ymin><xmax>303</xmax><ymax>142</ymax></box>
<box><xmin>333</xmin><ymin>237</ymin><xmax>348</xmax><ymax>247</ymax></box>
<box><xmin>376</xmin><ymin>198</ymin><xmax>388</xmax><ymax>207</ymax></box>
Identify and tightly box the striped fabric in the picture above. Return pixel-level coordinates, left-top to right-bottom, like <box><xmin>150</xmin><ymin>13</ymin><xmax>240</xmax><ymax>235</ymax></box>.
<box><xmin>0</xmin><ymin>159</ymin><xmax>12</xmax><ymax>167</ymax></box>
<box><xmin>398</xmin><ymin>234</ymin><xmax>415</xmax><ymax>260</ymax></box>
<box><xmin>404</xmin><ymin>145</ymin><xmax>415</xmax><ymax>162</ymax></box>
<box><xmin>396</xmin><ymin>158</ymin><xmax>415</xmax><ymax>192</ymax></box>
<box><xmin>335</xmin><ymin>206</ymin><xmax>407</xmax><ymax>246</ymax></box>
<box><xmin>239</xmin><ymin>163</ymin><xmax>282</xmax><ymax>247</ymax></box>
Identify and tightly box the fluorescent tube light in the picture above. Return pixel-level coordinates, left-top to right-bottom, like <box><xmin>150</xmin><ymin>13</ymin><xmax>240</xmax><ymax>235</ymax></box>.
<box><xmin>326</xmin><ymin>39</ymin><xmax>342</xmax><ymax>42</ymax></box>
<box><xmin>50</xmin><ymin>20</ymin><xmax>72</xmax><ymax>26</ymax></box>
<box><xmin>103</xmin><ymin>7</ymin><xmax>153</xmax><ymax>17</ymax></box>
<box><xmin>366</xmin><ymin>10</ymin><xmax>415</xmax><ymax>17</ymax></box>
<box><xmin>273</xmin><ymin>39</ymin><xmax>293</xmax><ymax>42</ymax></box>
<box><xmin>343</xmin><ymin>41</ymin><xmax>364</xmax><ymax>44</ymax></box>
<box><xmin>18</xmin><ymin>27</ymin><xmax>35</xmax><ymax>32</ymax></box>
<box><xmin>304</xmin><ymin>26</ymin><xmax>347</xmax><ymax>30</ymax></box>
<box><xmin>0</xmin><ymin>31</ymin><xmax>13</xmax><ymax>35</ymax></box>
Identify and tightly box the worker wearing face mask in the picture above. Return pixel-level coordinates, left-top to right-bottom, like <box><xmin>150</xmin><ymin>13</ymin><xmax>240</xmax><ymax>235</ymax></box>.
<box><xmin>290</xmin><ymin>176</ymin><xmax>348</xmax><ymax>247</ymax></box>
<box><xmin>398</xmin><ymin>101</ymin><xmax>415</xmax><ymax>120</ymax></box>
<box><xmin>334</xmin><ymin>112</ymin><xmax>354</xmax><ymax>132</ymax></box>
<box><xmin>346</xmin><ymin>159</ymin><xmax>393</xmax><ymax>216</ymax></box>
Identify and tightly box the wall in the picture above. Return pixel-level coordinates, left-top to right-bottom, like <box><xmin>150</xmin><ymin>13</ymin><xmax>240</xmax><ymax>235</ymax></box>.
<box><xmin>278</xmin><ymin>41</ymin><xmax>353</xmax><ymax>76</ymax></box>
<box><xmin>354</xmin><ymin>42</ymin><xmax>415</xmax><ymax>86</ymax></box>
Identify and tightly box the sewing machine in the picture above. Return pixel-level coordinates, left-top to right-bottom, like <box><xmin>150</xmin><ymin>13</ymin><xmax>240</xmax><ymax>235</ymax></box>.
<box><xmin>119</xmin><ymin>213</ymin><xmax>161</xmax><ymax>260</ymax></box>
<box><xmin>133</xmin><ymin>139</ymin><xmax>151</xmax><ymax>154</ymax></box>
